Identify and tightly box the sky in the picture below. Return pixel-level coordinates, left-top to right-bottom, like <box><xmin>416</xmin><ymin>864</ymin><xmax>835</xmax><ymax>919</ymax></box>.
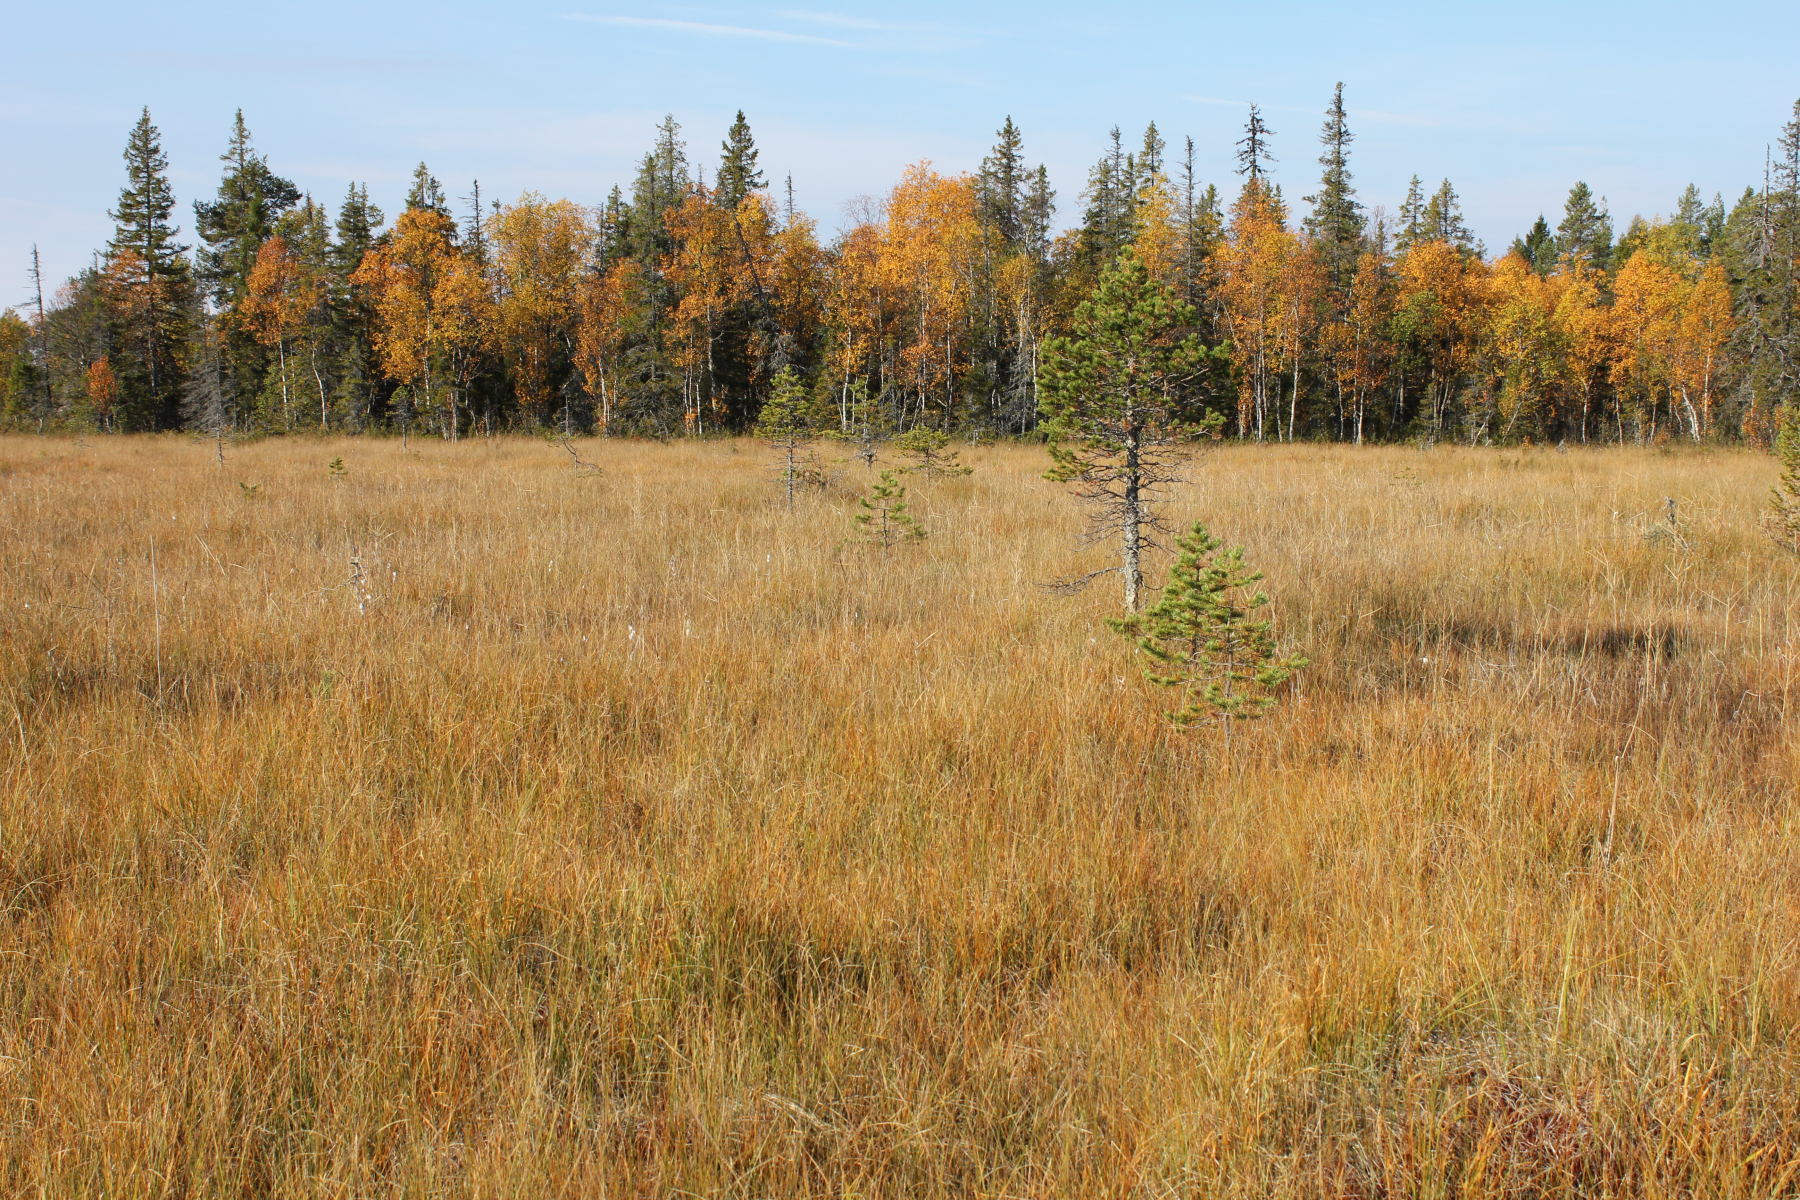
<box><xmin>3</xmin><ymin>0</ymin><xmax>1797</xmax><ymax>300</ymax></box>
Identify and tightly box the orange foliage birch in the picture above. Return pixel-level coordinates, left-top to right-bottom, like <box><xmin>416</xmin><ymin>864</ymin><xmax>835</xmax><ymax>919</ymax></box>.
<box><xmin>664</xmin><ymin>191</ymin><xmax>744</xmax><ymax>431</ymax></box>
<box><xmin>490</xmin><ymin>194</ymin><xmax>592</xmax><ymax>431</ymax></box>
<box><xmin>1480</xmin><ymin>254</ymin><xmax>1568</xmax><ymax>438</ymax></box>
<box><xmin>1214</xmin><ymin>182</ymin><xmax>1292</xmax><ymax>440</ymax></box>
<box><xmin>1322</xmin><ymin>250</ymin><xmax>1392</xmax><ymax>443</ymax></box>
<box><xmin>243</xmin><ymin>235</ymin><xmax>321</xmax><ymax>431</ymax></box>
<box><xmin>1551</xmin><ymin>265</ymin><xmax>1612</xmax><ymax>442</ymax></box>
<box><xmin>575</xmin><ymin>260</ymin><xmax>648</xmax><ymax>433</ymax></box>
<box><xmin>1672</xmin><ymin>261</ymin><xmax>1733</xmax><ymax>440</ymax></box>
<box><xmin>1610</xmin><ymin>254</ymin><xmax>1684</xmax><ymax>441</ymax></box>
<box><xmin>84</xmin><ymin>358</ymin><xmax>119</xmax><ymax>433</ymax></box>
<box><xmin>353</xmin><ymin>207</ymin><xmax>493</xmax><ymax>440</ymax></box>
<box><xmin>1391</xmin><ymin>241</ymin><xmax>1488</xmax><ymax>433</ymax></box>
<box><xmin>825</xmin><ymin>220</ymin><xmax>900</xmax><ymax>426</ymax></box>
<box><xmin>878</xmin><ymin>164</ymin><xmax>984</xmax><ymax>428</ymax></box>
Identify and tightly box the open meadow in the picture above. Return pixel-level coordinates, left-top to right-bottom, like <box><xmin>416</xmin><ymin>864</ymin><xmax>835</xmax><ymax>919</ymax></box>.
<box><xmin>2</xmin><ymin>433</ymin><xmax>1798</xmax><ymax>1196</ymax></box>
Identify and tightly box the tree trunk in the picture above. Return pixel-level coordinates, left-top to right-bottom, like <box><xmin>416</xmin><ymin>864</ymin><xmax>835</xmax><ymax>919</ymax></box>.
<box><xmin>278</xmin><ymin>336</ymin><xmax>291</xmax><ymax>431</ymax></box>
<box><xmin>1123</xmin><ymin>423</ymin><xmax>1142</xmax><ymax>611</ymax></box>
<box><xmin>313</xmin><ymin>343</ymin><xmax>328</xmax><ymax>430</ymax></box>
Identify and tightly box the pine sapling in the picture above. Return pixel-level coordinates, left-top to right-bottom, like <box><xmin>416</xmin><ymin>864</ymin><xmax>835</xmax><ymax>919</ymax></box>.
<box><xmin>828</xmin><ymin>382</ymin><xmax>890</xmax><ymax>468</ymax></box>
<box><xmin>1770</xmin><ymin>402</ymin><xmax>1800</xmax><ymax>552</ymax></box>
<box><xmin>894</xmin><ymin>428</ymin><xmax>972</xmax><ymax>479</ymax></box>
<box><xmin>854</xmin><ymin>470</ymin><xmax>926</xmax><ymax>548</ymax></box>
<box><xmin>1039</xmin><ymin>248</ymin><xmax>1220</xmax><ymax>611</ymax></box>
<box><xmin>755</xmin><ymin>367</ymin><xmax>815</xmax><ymax>508</ymax></box>
<box><xmin>1109</xmin><ymin>521</ymin><xmax>1307</xmax><ymax>754</ymax></box>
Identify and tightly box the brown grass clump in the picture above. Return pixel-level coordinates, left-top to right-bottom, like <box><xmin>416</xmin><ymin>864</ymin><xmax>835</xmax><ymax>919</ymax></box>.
<box><xmin>1</xmin><ymin>434</ymin><xmax>1797</xmax><ymax>1197</ymax></box>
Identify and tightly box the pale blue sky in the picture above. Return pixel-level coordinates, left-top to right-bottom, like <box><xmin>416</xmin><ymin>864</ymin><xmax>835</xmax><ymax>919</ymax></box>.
<box><xmin>4</xmin><ymin>1</ymin><xmax>1797</xmax><ymax>295</ymax></box>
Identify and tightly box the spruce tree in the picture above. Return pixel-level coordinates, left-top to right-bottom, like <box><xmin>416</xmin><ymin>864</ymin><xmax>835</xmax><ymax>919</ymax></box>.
<box><xmin>1175</xmin><ymin>139</ymin><xmax>1223</xmax><ymax>313</ymax></box>
<box><xmin>1674</xmin><ymin>184</ymin><xmax>1707</xmax><ymax>239</ymax></box>
<box><xmin>1235</xmin><ymin>104</ymin><xmax>1275</xmax><ymax>183</ymax></box>
<box><xmin>597</xmin><ymin>184</ymin><xmax>633</xmax><ymax>269</ymax></box>
<box><xmin>1022</xmin><ymin>166</ymin><xmax>1056</xmax><ymax>266</ymax></box>
<box><xmin>331</xmin><ymin>184</ymin><xmax>385</xmax><ymax>430</ymax></box>
<box><xmin>1139</xmin><ymin>121</ymin><xmax>1166</xmax><ymax>180</ymax></box>
<box><xmin>1039</xmin><ymin>248</ymin><xmax>1219</xmax><ymax>611</ymax></box>
<box><xmin>106</xmin><ymin>107</ymin><xmax>192</xmax><ymax>429</ymax></box>
<box><xmin>1079</xmin><ymin>126</ymin><xmax>1137</xmax><ymax>267</ymax></box>
<box><xmin>631</xmin><ymin>115</ymin><xmax>690</xmax><ymax>260</ymax></box>
<box><xmin>717</xmin><ymin>111</ymin><xmax>765</xmax><ymax>209</ymax></box>
<box><xmin>193</xmin><ymin>111</ymin><xmax>300</xmax><ymax>309</ymax></box>
<box><xmin>979</xmin><ymin>117</ymin><xmax>1027</xmax><ymax>243</ymax></box>
<box><xmin>1511</xmin><ymin>215</ymin><xmax>1557</xmax><ymax>275</ymax></box>
<box><xmin>1557</xmin><ymin>182</ymin><xmax>1613</xmax><ymax>270</ymax></box>
<box><xmin>1421</xmin><ymin>179</ymin><xmax>1478</xmax><ymax>254</ymax></box>
<box><xmin>1108</xmin><ymin>521</ymin><xmax>1307</xmax><ymax>741</ymax></box>
<box><xmin>1396</xmin><ymin>175</ymin><xmax>1427</xmax><ymax>251</ymax></box>
<box><xmin>1303</xmin><ymin>83</ymin><xmax>1363</xmax><ymax>292</ymax></box>
<box><xmin>406</xmin><ymin>163</ymin><xmax>450</xmax><ymax>216</ymax></box>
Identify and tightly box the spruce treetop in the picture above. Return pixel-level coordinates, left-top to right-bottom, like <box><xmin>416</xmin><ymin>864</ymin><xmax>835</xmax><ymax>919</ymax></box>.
<box><xmin>1235</xmin><ymin>104</ymin><xmax>1275</xmax><ymax>183</ymax></box>
<box><xmin>717</xmin><ymin>111</ymin><xmax>765</xmax><ymax>209</ymax></box>
<box><xmin>108</xmin><ymin>108</ymin><xmax>189</xmax><ymax>281</ymax></box>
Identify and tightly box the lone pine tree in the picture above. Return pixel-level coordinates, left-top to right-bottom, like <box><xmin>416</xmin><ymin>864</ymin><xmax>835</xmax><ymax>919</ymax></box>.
<box><xmin>1108</xmin><ymin>521</ymin><xmax>1307</xmax><ymax>739</ymax></box>
<box><xmin>894</xmin><ymin>427</ymin><xmax>972</xmax><ymax>478</ymax></box>
<box><xmin>107</xmin><ymin>108</ymin><xmax>193</xmax><ymax>429</ymax></box>
<box><xmin>756</xmin><ymin>366</ymin><xmax>814</xmax><ymax>508</ymax></box>
<box><xmin>1040</xmin><ymin>248</ymin><xmax>1218</xmax><ymax>610</ymax></box>
<box><xmin>854</xmin><ymin>469</ymin><xmax>926</xmax><ymax>548</ymax></box>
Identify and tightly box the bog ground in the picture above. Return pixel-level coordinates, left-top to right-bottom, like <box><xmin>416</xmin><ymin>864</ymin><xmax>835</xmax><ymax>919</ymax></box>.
<box><xmin>2</xmin><ymin>434</ymin><xmax>1798</xmax><ymax>1196</ymax></box>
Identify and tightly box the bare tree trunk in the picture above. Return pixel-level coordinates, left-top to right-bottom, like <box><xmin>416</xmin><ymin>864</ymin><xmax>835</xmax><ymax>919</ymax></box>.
<box><xmin>278</xmin><ymin>336</ymin><xmax>291</xmax><ymax>431</ymax></box>
<box><xmin>1289</xmin><ymin>351</ymin><xmax>1301</xmax><ymax>442</ymax></box>
<box><xmin>313</xmin><ymin>343</ymin><xmax>328</xmax><ymax>430</ymax></box>
<box><xmin>1122</xmin><ymin>423</ymin><xmax>1142</xmax><ymax>611</ymax></box>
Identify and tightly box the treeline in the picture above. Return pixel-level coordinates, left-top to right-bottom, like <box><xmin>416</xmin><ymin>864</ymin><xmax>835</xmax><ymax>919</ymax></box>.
<box><xmin>3</xmin><ymin>90</ymin><xmax>1798</xmax><ymax>444</ymax></box>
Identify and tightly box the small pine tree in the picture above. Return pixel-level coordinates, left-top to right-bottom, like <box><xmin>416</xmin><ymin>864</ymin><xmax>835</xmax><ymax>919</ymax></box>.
<box><xmin>854</xmin><ymin>470</ymin><xmax>926</xmax><ymax>548</ymax></box>
<box><xmin>756</xmin><ymin>367</ymin><xmax>814</xmax><ymax>508</ymax></box>
<box><xmin>893</xmin><ymin>427</ymin><xmax>972</xmax><ymax>478</ymax></box>
<box><xmin>829</xmin><ymin>381</ymin><xmax>890</xmax><ymax>468</ymax></box>
<box><xmin>1108</xmin><ymin>522</ymin><xmax>1307</xmax><ymax>745</ymax></box>
<box><xmin>1772</xmin><ymin>402</ymin><xmax>1800</xmax><ymax>552</ymax></box>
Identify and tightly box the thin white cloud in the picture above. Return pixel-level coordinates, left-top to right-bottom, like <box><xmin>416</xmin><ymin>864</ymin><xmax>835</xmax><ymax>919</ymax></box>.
<box><xmin>779</xmin><ymin>10</ymin><xmax>936</xmax><ymax>33</ymax></box>
<box><xmin>558</xmin><ymin>14</ymin><xmax>852</xmax><ymax>46</ymax></box>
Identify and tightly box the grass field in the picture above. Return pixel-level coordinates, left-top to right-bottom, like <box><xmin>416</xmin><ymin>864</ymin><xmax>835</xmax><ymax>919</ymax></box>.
<box><xmin>2</xmin><ymin>433</ymin><xmax>1798</xmax><ymax>1196</ymax></box>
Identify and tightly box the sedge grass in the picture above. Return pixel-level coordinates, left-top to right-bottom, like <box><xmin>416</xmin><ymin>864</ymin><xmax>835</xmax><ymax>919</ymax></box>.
<box><xmin>1</xmin><ymin>433</ymin><xmax>1797</xmax><ymax>1196</ymax></box>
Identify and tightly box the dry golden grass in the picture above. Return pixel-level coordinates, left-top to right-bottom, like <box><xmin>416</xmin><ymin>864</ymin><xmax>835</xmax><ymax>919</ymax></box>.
<box><xmin>1</xmin><ymin>432</ymin><xmax>1798</xmax><ymax>1197</ymax></box>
